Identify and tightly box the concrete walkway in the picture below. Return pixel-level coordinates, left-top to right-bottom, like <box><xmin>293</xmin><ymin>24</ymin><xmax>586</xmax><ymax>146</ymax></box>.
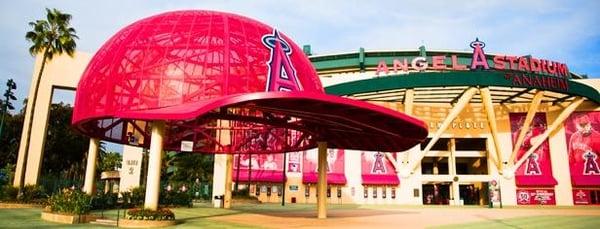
<box><xmin>211</xmin><ymin>206</ymin><xmax>600</xmax><ymax>229</ymax></box>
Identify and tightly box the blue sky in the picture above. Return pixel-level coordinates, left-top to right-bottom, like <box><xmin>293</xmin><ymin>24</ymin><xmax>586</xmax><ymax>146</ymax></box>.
<box><xmin>0</xmin><ymin>0</ymin><xmax>599</xmax><ymax>151</ymax></box>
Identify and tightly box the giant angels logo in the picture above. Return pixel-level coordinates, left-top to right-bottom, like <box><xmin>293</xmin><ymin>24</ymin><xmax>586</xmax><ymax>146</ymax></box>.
<box><xmin>262</xmin><ymin>29</ymin><xmax>303</xmax><ymax>92</ymax></box>
<box><xmin>583</xmin><ymin>151</ymin><xmax>600</xmax><ymax>175</ymax></box>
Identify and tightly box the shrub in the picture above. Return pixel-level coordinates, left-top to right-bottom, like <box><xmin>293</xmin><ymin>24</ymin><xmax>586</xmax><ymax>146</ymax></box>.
<box><xmin>47</xmin><ymin>189</ymin><xmax>91</xmax><ymax>215</ymax></box>
<box><xmin>160</xmin><ymin>190</ymin><xmax>192</xmax><ymax>207</ymax></box>
<box><xmin>91</xmin><ymin>192</ymin><xmax>118</xmax><ymax>210</ymax></box>
<box><xmin>0</xmin><ymin>185</ymin><xmax>19</xmax><ymax>201</ymax></box>
<box><xmin>20</xmin><ymin>185</ymin><xmax>47</xmax><ymax>203</ymax></box>
<box><xmin>0</xmin><ymin>185</ymin><xmax>47</xmax><ymax>204</ymax></box>
<box><xmin>126</xmin><ymin>208</ymin><xmax>175</xmax><ymax>221</ymax></box>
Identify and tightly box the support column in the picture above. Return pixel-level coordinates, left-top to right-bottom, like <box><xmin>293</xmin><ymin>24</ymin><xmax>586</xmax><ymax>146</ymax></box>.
<box><xmin>409</xmin><ymin>87</ymin><xmax>477</xmax><ymax>173</ymax></box>
<box><xmin>144</xmin><ymin>121</ymin><xmax>165</xmax><ymax>211</ymax></box>
<box><xmin>509</xmin><ymin>91</ymin><xmax>545</xmax><ymax>165</ymax></box>
<box><xmin>480</xmin><ymin>87</ymin><xmax>503</xmax><ymax>171</ymax></box>
<box><xmin>223</xmin><ymin>154</ymin><xmax>233</xmax><ymax>209</ymax></box>
<box><xmin>317</xmin><ymin>141</ymin><xmax>328</xmax><ymax>219</ymax></box>
<box><xmin>514</xmin><ymin>97</ymin><xmax>585</xmax><ymax>169</ymax></box>
<box><xmin>83</xmin><ymin>138</ymin><xmax>100</xmax><ymax>195</ymax></box>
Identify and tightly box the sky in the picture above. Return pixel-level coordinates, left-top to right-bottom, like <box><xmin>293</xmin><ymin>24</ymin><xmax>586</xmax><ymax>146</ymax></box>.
<box><xmin>0</xmin><ymin>0</ymin><xmax>599</xmax><ymax>151</ymax></box>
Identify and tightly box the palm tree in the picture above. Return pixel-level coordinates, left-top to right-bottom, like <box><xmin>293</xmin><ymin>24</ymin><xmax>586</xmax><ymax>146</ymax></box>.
<box><xmin>18</xmin><ymin>8</ymin><xmax>77</xmax><ymax>195</ymax></box>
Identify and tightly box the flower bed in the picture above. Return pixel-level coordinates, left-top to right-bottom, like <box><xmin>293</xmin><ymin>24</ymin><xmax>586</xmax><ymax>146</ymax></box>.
<box><xmin>41</xmin><ymin>211</ymin><xmax>100</xmax><ymax>224</ymax></box>
<box><xmin>119</xmin><ymin>208</ymin><xmax>176</xmax><ymax>228</ymax></box>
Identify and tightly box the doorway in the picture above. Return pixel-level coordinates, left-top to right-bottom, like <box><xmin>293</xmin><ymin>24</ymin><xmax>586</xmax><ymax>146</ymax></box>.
<box><xmin>422</xmin><ymin>183</ymin><xmax>450</xmax><ymax>205</ymax></box>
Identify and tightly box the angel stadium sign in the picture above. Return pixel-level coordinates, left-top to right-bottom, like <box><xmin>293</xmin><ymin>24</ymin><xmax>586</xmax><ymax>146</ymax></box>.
<box><xmin>375</xmin><ymin>38</ymin><xmax>570</xmax><ymax>91</ymax></box>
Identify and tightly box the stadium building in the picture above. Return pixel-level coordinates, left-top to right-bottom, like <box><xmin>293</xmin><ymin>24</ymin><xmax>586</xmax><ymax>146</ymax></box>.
<box><xmin>231</xmin><ymin>41</ymin><xmax>600</xmax><ymax>207</ymax></box>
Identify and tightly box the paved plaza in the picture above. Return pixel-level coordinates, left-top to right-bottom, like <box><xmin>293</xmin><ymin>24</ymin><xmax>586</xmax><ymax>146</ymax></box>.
<box><xmin>1</xmin><ymin>203</ymin><xmax>599</xmax><ymax>228</ymax></box>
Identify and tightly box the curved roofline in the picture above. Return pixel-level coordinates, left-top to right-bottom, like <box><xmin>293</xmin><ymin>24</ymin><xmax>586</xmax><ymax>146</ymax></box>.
<box><xmin>324</xmin><ymin>71</ymin><xmax>600</xmax><ymax>104</ymax></box>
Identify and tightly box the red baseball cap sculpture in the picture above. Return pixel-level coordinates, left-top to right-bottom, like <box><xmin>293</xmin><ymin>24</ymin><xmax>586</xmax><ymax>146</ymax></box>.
<box><xmin>72</xmin><ymin>10</ymin><xmax>428</xmax><ymax>154</ymax></box>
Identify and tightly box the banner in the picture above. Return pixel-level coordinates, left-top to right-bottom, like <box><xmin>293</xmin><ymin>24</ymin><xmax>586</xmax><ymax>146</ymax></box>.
<box><xmin>564</xmin><ymin>111</ymin><xmax>600</xmax><ymax>187</ymax></box>
<box><xmin>302</xmin><ymin>149</ymin><xmax>346</xmax><ymax>184</ymax></box>
<box><xmin>572</xmin><ymin>189</ymin><xmax>600</xmax><ymax>205</ymax></box>
<box><xmin>516</xmin><ymin>189</ymin><xmax>556</xmax><ymax>205</ymax></box>
<box><xmin>287</xmin><ymin>151</ymin><xmax>302</xmax><ymax>173</ymax></box>
<box><xmin>233</xmin><ymin>153</ymin><xmax>285</xmax><ymax>182</ymax></box>
<box><xmin>509</xmin><ymin>113</ymin><xmax>557</xmax><ymax>186</ymax></box>
<box><xmin>361</xmin><ymin>151</ymin><xmax>399</xmax><ymax>185</ymax></box>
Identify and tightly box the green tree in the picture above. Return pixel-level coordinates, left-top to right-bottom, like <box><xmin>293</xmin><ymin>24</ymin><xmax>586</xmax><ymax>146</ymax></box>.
<box><xmin>99</xmin><ymin>152</ymin><xmax>122</xmax><ymax>172</ymax></box>
<box><xmin>42</xmin><ymin>103</ymin><xmax>88</xmax><ymax>180</ymax></box>
<box><xmin>19</xmin><ymin>8</ymin><xmax>78</xmax><ymax>191</ymax></box>
<box><xmin>165</xmin><ymin>152</ymin><xmax>214</xmax><ymax>183</ymax></box>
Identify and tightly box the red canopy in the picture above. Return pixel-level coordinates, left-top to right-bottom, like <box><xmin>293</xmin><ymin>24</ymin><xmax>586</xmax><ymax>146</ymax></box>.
<box><xmin>515</xmin><ymin>175</ymin><xmax>558</xmax><ymax>187</ymax></box>
<box><xmin>303</xmin><ymin>173</ymin><xmax>347</xmax><ymax>185</ymax></box>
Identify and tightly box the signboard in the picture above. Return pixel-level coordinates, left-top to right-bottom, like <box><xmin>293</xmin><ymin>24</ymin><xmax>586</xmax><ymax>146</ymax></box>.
<box><xmin>119</xmin><ymin>145</ymin><xmax>143</xmax><ymax>192</ymax></box>
<box><xmin>510</xmin><ymin>113</ymin><xmax>557</xmax><ymax>186</ymax></box>
<box><xmin>564</xmin><ymin>112</ymin><xmax>600</xmax><ymax>187</ymax></box>
<box><xmin>289</xmin><ymin>185</ymin><xmax>299</xmax><ymax>192</ymax></box>
<box><xmin>572</xmin><ymin>189</ymin><xmax>600</xmax><ymax>205</ymax></box>
<box><xmin>374</xmin><ymin>39</ymin><xmax>570</xmax><ymax>92</ymax></box>
<box><xmin>180</xmin><ymin>140</ymin><xmax>193</xmax><ymax>152</ymax></box>
<box><xmin>516</xmin><ymin>189</ymin><xmax>556</xmax><ymax>205</ymax></box>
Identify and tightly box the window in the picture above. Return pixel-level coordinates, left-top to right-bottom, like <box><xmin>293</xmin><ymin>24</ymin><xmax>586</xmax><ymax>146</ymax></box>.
<box><xmin>455</xmin><ymin>157</ymin><xmax>488</xmax><ymax>175</ymax></box>
<box><xmin>421</xmin><ymin>138</ymin><xmax>450</xmax><ymax>151</ymax></box>
<box><xmin>455</xmin><ymin>138</ymin><xmax>487</xmax><ymax>151</ymax></box>
<box><xmin>421</xmin><ymin>157</ymin><xmax>449</xmax><ymax>175</ymax></box>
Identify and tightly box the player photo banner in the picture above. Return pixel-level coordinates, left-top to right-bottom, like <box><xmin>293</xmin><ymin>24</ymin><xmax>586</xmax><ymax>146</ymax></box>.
<box><xmin>516</xmin><ymin>189</ymin><xmax>556</xmax><ymax>205</ymax></box>
<box><xmin>302</xmin><ymin>149</ymin><xmax>346</xmax><ymax>184</ymax></box>
<box><xmin>509</xmin><ymin>113</ymin><xmax>557</xmax><ymax>186</ymax></box>
<box><xmin>564</xmin><ymin>111</ymin><xmax>600</xmax><ymax>187</ymax></box>
<box><xmin>287</xmin><ymin>151</ymin><xmax>302</xmax><ymax>173</ymax></box>
<box><xmin>233</xmin><ymin>153</ymin><xmax>285</xmax><ymax>182</ymax></box>
<box><xmin>361</xmin><ymin>151</ymin><xmax>399</xmax><ymax>185</ymax></box>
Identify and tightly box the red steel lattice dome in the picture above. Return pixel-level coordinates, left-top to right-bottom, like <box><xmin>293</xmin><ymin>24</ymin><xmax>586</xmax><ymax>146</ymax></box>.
<box><xmin>72</xmin><ymin>10</ymin><xmax>428</xmax><ymax>154</ymax></box>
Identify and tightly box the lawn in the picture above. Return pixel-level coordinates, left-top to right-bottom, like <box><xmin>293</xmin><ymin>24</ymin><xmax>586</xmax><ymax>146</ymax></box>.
<box><xmin>432</xmin><ymin>215</ymin><xmax>600</xmax><ymax>229</ymax></box>
<box><xmin>0</xmin><ymin>205</ymin><xmax>260</xmax><ymax>228</ymax></box>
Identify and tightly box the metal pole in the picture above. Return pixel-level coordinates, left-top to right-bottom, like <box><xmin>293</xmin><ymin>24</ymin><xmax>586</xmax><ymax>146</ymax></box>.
<box><xmin>282</xmin><ymin>152</ymin><xmax>287</xmax><ymax>206</ymax></box>
<box><xmin>235</xmin><ymin>152</ymin><xmax>241</xmax><ymax>192</ymax></box>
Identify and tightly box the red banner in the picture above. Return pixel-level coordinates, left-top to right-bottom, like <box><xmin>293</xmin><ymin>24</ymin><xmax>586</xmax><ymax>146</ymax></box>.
<box><xmin>302</xmin><ymin>149</ymin><xmax>346</xmax><ymax>184</ymax></box>
<box><xmin>564</xmin><ymin>111</ymin><xmax>600</xmax><ymax>187</ymax></box>
<box><xmin>233</xmin><ymin>153</ymin><xmax>285</xmax><ymax>182</ymax></box>
<box><xmin>509</xmin><ymin>113</ymin><xmax>557</xmax><ymax>186</ymax></box>
<box><xmin>572</xmin><ymin>189</ymin><xmax>600</xmax><ymax>205</ymax></box>
<box><xmin>516</xmin><ymin>189</ymin><xmax>556</xmax><ymax>205</ymax></box>
<box><xmin>361</xmin><ymin>152</ymin><xmax>399</xmax><ymax>185</ymax></box>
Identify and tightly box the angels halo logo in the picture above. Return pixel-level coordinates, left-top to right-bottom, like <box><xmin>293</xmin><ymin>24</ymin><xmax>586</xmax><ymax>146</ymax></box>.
<box><xmin>262</xmin><ymin>29</ymin><xmax>303</xmax><ymax>92</ymax></box>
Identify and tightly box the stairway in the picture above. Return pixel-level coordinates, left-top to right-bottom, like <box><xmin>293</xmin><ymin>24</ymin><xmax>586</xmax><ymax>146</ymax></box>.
<box><xmin>90</xmin><ymin>218</ymin><xmax>118</xmax><ymax>227</ymax></box>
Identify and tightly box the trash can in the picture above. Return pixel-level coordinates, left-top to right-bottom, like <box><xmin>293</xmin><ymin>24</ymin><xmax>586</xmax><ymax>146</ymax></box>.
<box><xmin>214</xmin><ymin>195</ymin><xmax>225</xmax><ymax>208</ymax></box>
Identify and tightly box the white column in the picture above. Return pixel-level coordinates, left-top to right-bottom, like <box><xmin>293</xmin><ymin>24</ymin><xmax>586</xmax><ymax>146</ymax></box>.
<box><xmin>144</xmin><ymin>121</ymin><xmax>165</xmax><ymax>211</ymax></box>
<box><xmin>83</xmin><ymin>138</ymin><xmax>100</xmax><ymax>195</ymax></box>
<box><xmin>317</xmin><ymin>142</ymin><xmax>328</xmax><ymax>219</ymax></box>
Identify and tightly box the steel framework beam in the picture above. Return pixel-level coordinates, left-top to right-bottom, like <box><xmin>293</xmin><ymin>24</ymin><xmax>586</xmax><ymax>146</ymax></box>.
<box><xmin>513</xmin><ymin>97</ymin><xmax>585</xmax><ymax>170</ymax></box>
<box><xmin>480</xmin><ymin>87</ymin><xmax>503</xmax><ymax>171</ymax></box>
<box><xmin>509</xmin><ymin>90</ymin><xmax>545</xmax><ymax>165</ymax></box>
<box><xmin>409</xmin><ymin>87</ymin><xmax>478</xmax><ymax>174</ymax></box>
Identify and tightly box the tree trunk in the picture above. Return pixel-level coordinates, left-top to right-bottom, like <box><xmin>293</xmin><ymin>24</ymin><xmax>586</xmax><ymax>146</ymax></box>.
<box><xmin>18</xmin><ymin>48</ymin><xmax>49</xmax><ymax>193</ymax></box>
